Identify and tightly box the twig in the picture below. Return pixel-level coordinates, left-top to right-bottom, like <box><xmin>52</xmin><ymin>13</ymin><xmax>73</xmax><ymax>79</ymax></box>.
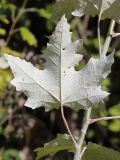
<box><xmin>90</xmin><ymin>116</ymin><xmax>120</xmax><ymax>124</ymax></box>
<box><xmin>0</xmin><ymin>107</ymin><xmax>22</xmax><ymax>125</ymax></box>
<box><xmin>5</xmin><ymin>0</ymin><xmax>28</xmax><ymax>46</ymax></box>
<box><xmin>98</xmin><ymin>0</ymin><xmax>103</xmax><ymax>56</ymax></box>
<box><xmin>11</xmin><ymin>28</ymin><xmax>21</xmax><ymax>34</ymax></box>
<box><xmin>79</xmin><ymin>146</ymin><xmax>87</xmax><ymax>160</ymax></box>
<box><xmin>102</xmin><ymin>19</ymin><xmax>115</xmax><ymax>56</ymax></box>
<box><xmin>60</xmin><ymin>105</ymin><xmax>78</xmax><ymax>148</ymax></box>
<box><xmin>22</xmin><ymin>8</ymin><xmax>36</xmax><ymax>13</ymax></box>
<box><xmin>82</xmin><ymin>15</ymin><xmax>90</xmax><ymax>36</ymax></box>
<box><xmin>74</xmin><ymin>107</ymin><xmax>92</xmax><ymax>160</ymax></box>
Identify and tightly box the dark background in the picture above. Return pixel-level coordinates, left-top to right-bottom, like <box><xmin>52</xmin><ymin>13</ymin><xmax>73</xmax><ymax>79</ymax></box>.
<box><xmin>0</xmin><ymin>0</ymin><xmax>120</xmax><ymax>159</ymax></box>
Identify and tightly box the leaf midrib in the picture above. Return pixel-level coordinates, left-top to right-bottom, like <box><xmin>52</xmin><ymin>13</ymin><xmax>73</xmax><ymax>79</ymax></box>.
<box><xmin>13</xmin><ymin>60</ymin><xmax>60</xmax><ymax>102</ymax></box>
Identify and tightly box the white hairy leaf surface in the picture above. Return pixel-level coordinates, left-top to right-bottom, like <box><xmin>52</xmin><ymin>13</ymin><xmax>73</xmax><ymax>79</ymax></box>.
<box><xmin>5</xmin><ymin>15</ymin><xmax>114</xmax><ymax>111</ymax></box>
<box><xmin>72</xmin><ymin>0</ymin><xmax>120</xmax><ymax>23</ymax></box>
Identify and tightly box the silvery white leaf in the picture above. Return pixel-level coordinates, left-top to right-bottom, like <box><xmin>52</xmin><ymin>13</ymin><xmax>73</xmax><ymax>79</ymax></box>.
<box><xmin>5</xmin><ymin>15</ymin><xmax>114</xmax><ymax>111</ymax></box>
<box><xmin>0</xmin><ymin>55</ymin><xmax>9</xmax><ymax>69</ymax></box>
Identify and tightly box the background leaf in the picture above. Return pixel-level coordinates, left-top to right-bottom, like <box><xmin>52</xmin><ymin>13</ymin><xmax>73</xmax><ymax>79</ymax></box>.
<box><xmin>82</xmin><ymin>143</ymin><xmax>120</xmax><ymax>160</ymax></box>
<box><xmin>108</xmin><ymin>104</ymin><xmax>120</xmax><ymax>132</ymax></box>
<box><xmin>20</xmin><ymin>27</ymin><xmax>37</xmax><ymax>46</ymax></box>
<box><xmin>53</xmin><ymin>0</ymin><xmax>79</xmax><ymax>19</ymax></box>
<box><xmin>0</xmin><ymin>28</ymin><xmax>6</xmax><ymax>36</ymax></box>
<box><xmin>109</xmin><ymin>104</ymin><xmax>120</xmax><ymax>116</ymax></box>
<box><xmin>0</xmin><ymin>47</ymin><xmax>21</xmax><ymax>57</ymax></box>
<box><xmin>0</xmin><ymin>14</ymin><xmax>9</xmax><ymax>24</ymax></box>
<box><xmin>0</xmin><ymin>69</ymin><xmax>12</xmax><ymax>91</ymax></box>
<box><xmin>3</xmin><ymin>149</ymin><xmax>20</xmax><ymax>160</ymax></box>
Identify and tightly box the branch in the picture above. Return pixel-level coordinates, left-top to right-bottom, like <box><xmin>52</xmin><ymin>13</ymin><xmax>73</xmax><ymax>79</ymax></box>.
<box><xmin>74</xmin><ymin>107</ymin><xmax>92</xmax><ymax>160</ymax></box>
<box><xmin>60</xmin><ymin>105</ymin><xmax>78</xmax><ymax>148</ymax></box>
<box><xmin>98</xmin><ymin>0</ymin><xmax>103</xmax><ymax>56</ymax></box>
<box><xmin>102</xmin><ymin>19</ymin><xmax>115</xmax><ymax>56</ymax></box>
<box><xmin>90</xmin><ymin>116</ymin><xmax>120</xmax><ymax>124</ymax></box>
<box><xmin>5</xmin><ymin>0</ymin><xmax>28</xmax><ymax>46</ymax></box>
<box><xmin>22</xmin><ymin>8</ymin><xmax>36</xmax><ymax>13</ymax></box>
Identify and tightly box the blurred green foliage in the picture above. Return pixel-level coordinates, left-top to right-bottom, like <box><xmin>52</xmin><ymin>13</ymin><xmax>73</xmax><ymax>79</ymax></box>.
<box><xmin>0</xmin><ymin>0</ymin><xmax>120</xmax><ymax>159</ymax></box>
<box><xmin>3</xmin><ymin>149</ymin><xmax>20</xmax><ymax>160</ymax></box>
<box><xmin>0</xmin><ymin>28</ymin><xmax>6</xmax><ymax>36</ymax></box>
<box><xmin>20</xmin><ymin>27</ymin><xmax>37</xmax><ymax>46</ymax></box>
<box><xmin>0</xmin><ymin>69</ymin><xmax>12</xmax><ymax>95</ymax></box>
<box><xmin>108</xmin><ymin>104</ymin><xmax>120</xmax><ymax>132</ymax></box>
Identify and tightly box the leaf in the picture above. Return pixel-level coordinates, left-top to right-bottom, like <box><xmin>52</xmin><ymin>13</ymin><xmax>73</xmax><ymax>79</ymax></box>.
<box><xmin>3</xmin><ymin>149</ymin><xmax>20</xmax><ymax>160</ymax></box>
<box><xmin>72</xmin><ymin>0</ymin><xmax>120</xmax><ymax>23</ymax></box>
<box><xmin>35</xmin><ymin>134</ymin><xmax>75</xmax><ymax>160</ymax></box>
<box><xmin>36</xmin><ymin>8</ymin><xmax>52</xmax><ymax>19</ymax></box>
<box><xmin>109</xmin><ymin>104</ymin><xmax>120</xmax><ymax>116</ymax></box>
<box><xmin>0</xmin><ymin>69</ymin><xmax>13</xmax><ymax>90</ymax></box>
<box><xmin>0</xmin><ymin>28</ymin><xmax>6</xmax><ymax>36</ymax></box>
<box><xmin>0</xmin><ymin>47</ymin><xmax>21</xmax><ymax>57</ymax></box>
<box><xmin>52</xmin><ymin>0</ymin><xmax>79</xmax><ymax>19</ymax></box>
<box><xmin>108</xmin><ymin>104</ymin><xmax>120</xmax><ymax>132</ymax></box>
<box><xmin>108</xmin><ymin>119</ymin><xmax>120</xmax><ymax>132</ymax></box>
<box><xmin>72</xmin><ymin>0</ymin><xmax>109</xmax><ymax>17</ymax></box>
<box><xmin>0</xmin><ymin>15</ymin><xmax>9</xmax><ymax>24</ymax></box>
<box><xmin>5</xmin><ymin>15</ymin><xmax>114</xmax><ymax>111</ymax></box>
<box><xmin>6</xmin><ymin>3</ymin><xmax>17</xmax><ymax>12</ymax></box>
<box><xmin>82</xmin><ymin>143</ymin><xmax>120</xmax><ymax>160</ymax></box>
<box><xmin>0</xmin><ymin>56</ymin><xmax>9</xmax><ymax>69</ymax></box>
<box><xmin>20</xmin><ymin>27</ymin><xmax>37</xmax><ymax>46</ymax></box>
<box><xmin>0</xmin><ymin>153</ymin><xmax>2</xmax><ymax>160</ymax></box>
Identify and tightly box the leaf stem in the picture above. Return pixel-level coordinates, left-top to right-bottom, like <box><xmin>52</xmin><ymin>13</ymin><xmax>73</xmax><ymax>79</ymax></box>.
<box><xmin>60</xmin><ymin>105</ymin><xmax>78</xmax><ymax>148</ymax></box>
<box><xmin>102</xmin><ymin>19</ymin><xmax>115</xmax><ymax>56</ymax></box>
<box><xmin>79</xmin><ymin>146</ymin><xmax>87</xmax><ymax>160</ymax></box>
<box><xmin>90</xmin><ymin>115</ymin><xmax>120</xmax><ymax>124</ymax></box>
<box><xmin>74</xmin><ymin>107</ymin><xmax>92</xmax><ymax>160</ymax></box>
<box><xmin>5</xmin><ymin>0</ymin><xmax>28</xmax><ymax>46</ymax></box>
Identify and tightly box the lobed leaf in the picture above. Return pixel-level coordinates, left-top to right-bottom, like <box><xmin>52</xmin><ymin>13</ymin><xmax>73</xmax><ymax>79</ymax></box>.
<box><xmin>35</xmin><ymin>134</ymin><xmax>75</xmax><ymax>160</ymax></box>
<box><xmin>5</xmin><ymin>15</ymin><xmax>114</xmax><ymax>111</ymax></box>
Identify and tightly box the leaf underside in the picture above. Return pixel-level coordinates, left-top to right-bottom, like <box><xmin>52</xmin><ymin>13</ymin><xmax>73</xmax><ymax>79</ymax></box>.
<box><xmin>72</xmin><ymin>0</ymin><xmax>120</xmax><ymax>23</ymax></box>
<box><xmin>5</xmin><ymin>15</ymin><xmax>114</xmax><ymax>111</ymax></box>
